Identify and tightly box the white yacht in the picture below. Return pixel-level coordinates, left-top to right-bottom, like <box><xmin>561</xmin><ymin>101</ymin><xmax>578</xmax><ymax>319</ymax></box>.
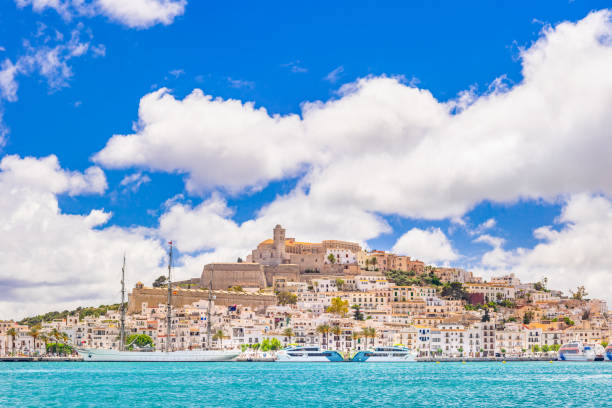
<box><xmin>77</xmin><ymin>348</ymin><xmax>240</xmax><ymax>362</ymax></box>
<box><xmin>557</xmin><ymin>342</ymin><xmax>595</xmax><ymax>361</ymax></box>
<box><xmin>276</xmin><ymin>346</ymin><xmax>344</xmax><ymax>362</ymax></box>
<box><xmin>605</xmin><ymin>345</ymin><xmax>612</xmax><ymax>361</ymax></box>
<box><xmin>78</xmin><ymin>245</ymin><xmax>240</xmax><ymax>362</ymax></box>
<box><xmin>351</xmin><ymin>346</ymin><xmax>417</xmax><ymax>362</ymax></box>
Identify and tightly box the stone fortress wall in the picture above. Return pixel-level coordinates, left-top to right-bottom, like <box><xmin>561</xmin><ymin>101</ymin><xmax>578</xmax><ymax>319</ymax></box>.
<box><xmin>201</xmin><ymin>263</ymin><xmax>267</xmax><ymax>290</ymax></box>
<box><xmin>127</xmin><ymin>285</ymin><xmax>276</xmax><ymax>314</ymax></box>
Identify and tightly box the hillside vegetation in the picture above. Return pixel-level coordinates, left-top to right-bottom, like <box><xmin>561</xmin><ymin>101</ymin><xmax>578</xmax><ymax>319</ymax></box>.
<box><xmin>19</xmin><ymin>304</ymin><xmax>121</xmax><ymax>327</ymax></box>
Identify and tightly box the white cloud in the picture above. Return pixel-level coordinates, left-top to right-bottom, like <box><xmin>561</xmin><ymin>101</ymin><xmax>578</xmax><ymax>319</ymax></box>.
<box><xmin>324</xmin><ymin>66</ymin><xmax>344</xmax><ymax>83</ymax></box>
<box><xmin>392</xmin><ymin>227</ymin><xmax>459</xmax><ymax>265</ymax></box>
<box><xmin>282</xmin><ymin>61</ymin><xmax>308</xmax><ymax>74</ymax></box>
<box><xmin>120</xmin><ymin>171</ymin><xmax>151</xmax><ymax>192</ymax></box>
<box><xmin>96</xmin><ymin>0</ymin><xmax>186</xmax><ymax>28</ymax></box>
<box><xmin>0</xmin><ymin>154</ymin><xmax>107</xmax><ymax>195</ymax></box>
<box><xmin>0</xmin><ymin>155</ymin><xmax>168</xmax><ymax>319</ymax></box>
<box><xmin>93</xmin><ymin>88</ymin><xmax>307</xmax><ymax>193</ymax></box>
<box><xmin>0</xmin><ymin>25</ymin><xmax>97</xmax><ymax>102</ymax></box>
<box><xmin>474</xmin><ymin>233</ymin><xmax>505</xmax><ymax>249</ymax></box>
<box><xmin>15</xmin><ymin>0</ymin><xmax>187</xmax><ymax>29</ymax></box>
<box><xmin>467</xmin><ymin>218</ymin><xmax>497</xmax><ymax>236</ymax></box>
<box><xmin>227</xmin><ymin>77</ymin><xmax>254</xmax><ymax>89</ymax></box>
<box><xmin>94</xmin><ymin>10</ymin><xmax>612</xmax><ymax>223</ymax></box>
<box><xmin>169</xmin><ymin>68</ymin><xmax>184</xmax><ymax>78</ymax></box>
<box><xmin>474</xmin><ymin>194</ymin><xmax>612</xmax><ymax>303</ymax></box>
<box><xmin>0</xmin><ymin>59</ymin><xmax>19</xmax><ymax>102</ymax></box>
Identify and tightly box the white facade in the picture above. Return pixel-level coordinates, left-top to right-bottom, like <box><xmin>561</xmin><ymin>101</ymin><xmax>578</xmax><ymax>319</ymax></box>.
<box><xmin>325</xmin><ymin>248</ymin><xmax>357</xmax><ymax>265</ymax></box>
<box><xmin>354</xmin><ymin>275</ymin><xmax>390</xmax><ymax>292</ymax></box>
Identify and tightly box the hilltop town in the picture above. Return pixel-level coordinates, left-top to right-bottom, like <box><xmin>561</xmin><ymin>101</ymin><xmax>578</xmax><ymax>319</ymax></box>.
<box><xmin>1</xmin><ymin>225</ymin><xmax>609</xmax><ymax>358</ymax></box>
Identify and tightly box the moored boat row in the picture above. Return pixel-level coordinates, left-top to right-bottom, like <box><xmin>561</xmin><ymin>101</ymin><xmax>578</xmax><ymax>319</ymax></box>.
<box><xmin>276</xmin><ymin>346</ymin><xmax>417</xmax><ymax>362</ymax></box>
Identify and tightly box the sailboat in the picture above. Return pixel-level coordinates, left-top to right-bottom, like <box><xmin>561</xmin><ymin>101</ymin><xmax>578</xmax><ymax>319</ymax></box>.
<box><xmin>77</xmin><ymin>243</ymin><xmax>240</xmax><ymax>362</ymax></box>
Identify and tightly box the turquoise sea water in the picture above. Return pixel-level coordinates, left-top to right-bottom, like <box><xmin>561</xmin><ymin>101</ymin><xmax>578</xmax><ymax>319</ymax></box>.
<box><xmin>1</xmin><ymin>362</ymin><xmax>611</xmax><ymax>407</ymax></box>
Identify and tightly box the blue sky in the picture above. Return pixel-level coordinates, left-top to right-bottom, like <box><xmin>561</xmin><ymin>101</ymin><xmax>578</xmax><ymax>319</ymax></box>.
<box><xmin>1</xmin><ymin>1</ymin><xmax>611</xmax><ymax>317</ymax></box>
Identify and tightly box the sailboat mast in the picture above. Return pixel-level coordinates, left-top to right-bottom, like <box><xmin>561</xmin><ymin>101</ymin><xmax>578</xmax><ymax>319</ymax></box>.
<box><xmin>207</xmin><ymin>265</ymin><xmax>213</xmax><ymax>349</ymax></box>
<box><xmin>166</xmin><ymin>242</ymin><xmax>173</xmax><ymax>353</ymax></box>
<box><xmin>120</xmin><ymin>254</ymin><xmax>126</xmax><ymax>351</ymax></box>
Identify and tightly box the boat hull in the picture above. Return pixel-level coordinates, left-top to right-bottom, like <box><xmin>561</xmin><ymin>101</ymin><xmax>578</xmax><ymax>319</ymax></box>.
<box><xmin>558</xmin><ymin>352</ymin><xmax>595</xmax><ymax>361</ymax></box>
<box><xmin>77</xmin><ymin>348</ymin><xmax>240</xmax><ymax>362</ymax></box>
<box><xmin>275</xmin><ymin>348</ymin><xmax>344</xmax><ymax>362</ymax></box>
<box><xmin>352</xmin><ymin>351</ymin><xmax>417</xmax><ymax>362</ymax></box>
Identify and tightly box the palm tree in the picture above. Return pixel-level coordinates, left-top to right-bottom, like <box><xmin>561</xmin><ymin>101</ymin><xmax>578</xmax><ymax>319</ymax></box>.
<box><xmin>50</xmin><ymin>328</ymin><xmax>61</xmax><ymax>344</ymax></box>
<box><xmin>331</xmin><ymin>325</ymin><xmax>342</xmax><ymax>349</ymax></box>
<box><xmin>363</xmin><ymin>327</ymin><xmax>376</xmax><ymax>346</ymax></box>
<box><xmin>6</xmin><ymin>328</ymin><xmax>17</xmax><ymax>355</ymax></box>
<box><xmin>352</xmin><ymin>331</ymin><xmax>362</xmax><ymax>350</ymax></box>
<box><xmin>316</xmin><ymin>324</ymin><xmax>330</xmax><ymax>349</ymax></box>
<box><xmin>371</xmin><ymin>257</ymin><xmax>377</xmax><ymax>270</ymax></box>
<box><xmin>28</xmin><ymin>326</ymin><xmax>40</xmax><ymax>355</ymax></box>
<box><xmin>282</xmin><ymin>328</ymin><xmax>294</xmax><ymax>345</ymax></box>
<box><xmin>39</xmin><ymin>334</ymin><xmax>49</xmax><ymax>355</ymax></box>
<box><xmin>360</xmin><ymin>329</ymin><xmax>369</xmax><ymax>347</ymax></box>
<box><xmin>212</xmin><ymin>329</ymin><xmax>227</xmax><ymax>348</ymax></box>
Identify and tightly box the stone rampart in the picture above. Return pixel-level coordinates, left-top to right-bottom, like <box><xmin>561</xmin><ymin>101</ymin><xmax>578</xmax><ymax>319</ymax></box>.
<box><xmin>263</xmin><ymin>264</ymin><xmax>300</xmax><ymax>286</ymax></box>
<box><xmin>127</xmin><ymin>286</ymin><xmax>276</xmax><ymax>314</ymax></box>
<box><xmin>201</xmin><ymin>263</ymin><xmax>267</xmax><ymax>290</ymax></box>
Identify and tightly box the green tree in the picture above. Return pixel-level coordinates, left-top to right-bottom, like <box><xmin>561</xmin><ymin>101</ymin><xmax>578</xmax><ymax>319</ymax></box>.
<box><xmin>126</xmin><ymin>334</ymin><xmax>154</xmax><ymax>350</ymax></box>
<box><xmin>370</xmin><ymin>257</ymin><xmax>377</xmax><ymax>269</ymax></box>
<box><xmin>277</xmin><ymin>291</ymin><xmax>297</xmax><ymax>305</ymax></box>
<box><xmin>481</xmin><ymin>308</ymin><xmax>491</xmax><ymax>322</ymax></box>
<box><xmin>316</xmin><ymin>324</ymin><xmax>331</xmax><ymax>348</ymax></box>
<box><xmin>326</xmin><ymin>297</ymin><xmax>349</xmax><ymax>317</ymax></box>
<box><xmin>152</xmin><ymin>275</ymin><xmax>167</xmax><ymax>288</ymax></box>
<box><xmin>532</xmin><ymin>345</ymin><xmax>540</xmax><ymax>353</ymax></box>
<box><xmin>571</xmin><ymin>286</ymin><xmax>588</xmax><ymax>300</ymax></box>
<box><xmin>440</xmin><ymin>282</ymin><xmax>468</xmax><ymax>300</ymax></box>
<box><xmin>352</xmin><ymin>305</ymin><xmax>365</xmax><ymax>321</ymax></box>
<box><xmin>335</xmin><ymin>279</ymin><xmax>345</xmax><ymax>291</ymax></box>
<box><xmin>282</xmin><ymin>328</ymin><xmax>294</xmax><ymax>344</ymax></box>
<box><xmin>563</xmin><ymin>317</ymin><xmax>575</xmax><ymax>326</ymax></box>
<box><xmin>361</xmin><ymin>327</ymin><xmax>376</xmax><ymax>346</ymax></box>
<box><xmin>6</xmin><ymin>328</ymin><xmax>17</xmax><ymax>355</ymax></box>
<box><xmin>28</xmin><ymin>325</ymin><xmax>41</xmax><ymax>354</ymax></box>
<box><xmin>46</xmin><ymin>342</ymin><xmax>73</xmax><ymax>355</ymax></box>
<box><xmin>542</xmin><ymin>344</ymin><xmax>551</xmax><ymax>352</ymax></box>
<box><xmin>523</xmin><ymin>311</ymin><xmax>534</xmax><ymax>324</ymax></box>
<box><xmin>327</xmin><ymin>253</ymin><xmax>336</xmax><ymax>264</ymax></box>
<box><xmin>213</xmin><ymin>330</ymin><xmax>228</xmax><ymax>347</ymax></box>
